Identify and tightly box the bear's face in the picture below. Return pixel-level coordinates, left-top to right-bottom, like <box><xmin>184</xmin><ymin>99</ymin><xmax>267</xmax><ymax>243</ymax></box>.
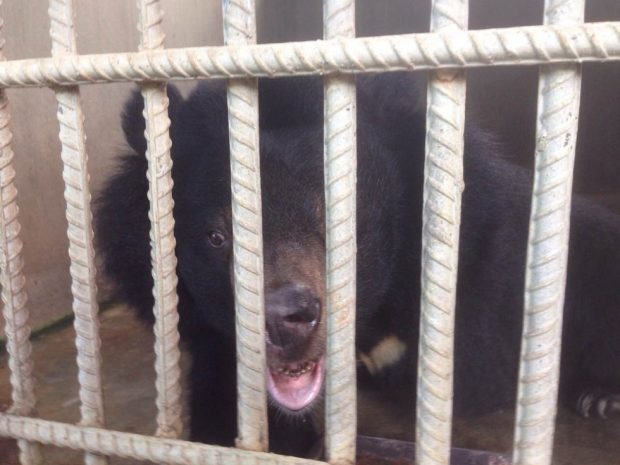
<box><xmin>172</xmin><ymin>121</ymin><xmax>330</xmax><ymax>414</ymax></box>
<box><xmin>195</xmin><ymin>207</ymin><xmax>328</xmax><ymax>414</ymax></box>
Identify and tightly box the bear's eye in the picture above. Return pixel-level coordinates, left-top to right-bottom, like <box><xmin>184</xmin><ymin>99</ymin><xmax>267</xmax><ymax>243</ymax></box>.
<box><xmin>207</xmin><ymin>230</ymin><xmax>227</xmax><ymax>248</ymax></box>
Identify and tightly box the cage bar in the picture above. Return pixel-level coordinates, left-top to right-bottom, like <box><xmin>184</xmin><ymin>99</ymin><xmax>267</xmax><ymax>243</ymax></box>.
<box><xmin>0</xmin><ymin>5</ymin><xmax>43</xmax><ymax>465</ymax></box>
<box><xmin>513</xmin><ymin>1</ymin><xmax>584</xmax><ymax>464</ymax></box>
<box><xmin>137</xmin><ymin>0</ymin><xmax>183</xmax><ymax>439</ymax></box>
<box><xmin>222</xmin><ymin>0</ymin><xmax>269</xmax><ymax>453</ymax></box>
<box><xmin>0</xmin><ymin>93</ymin><xmax>43</xmax><ymax>465</ymax></box>
<box><xmin>323</xmin><ymin>1</ymin><xmax>357</xmax><ymax>464</ymax></box>
<box><xmin>47</xmin><ymin>2</ymin><xmax>107</xmax><ymax>464</ymax></box>
<box><xmin>0</xmin><ymin>23</ymin><xmax>614</xmax><ymax>87</ymax></box>
<box><xmin>0</xmin><ymin>413</ymin><xmax>325</xmax><ymax>465</ymax></box>
<box><xmin>415</xmin><ymin>1</ymin><xmax>468</xmax><ymax>465</ymax></box>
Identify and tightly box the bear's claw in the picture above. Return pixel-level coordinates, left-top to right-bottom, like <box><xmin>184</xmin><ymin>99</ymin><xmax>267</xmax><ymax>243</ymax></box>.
<box><xmin>577</xmin><ymin>390</ymin><xmax>620</xmax><ymax>419</ymax></box>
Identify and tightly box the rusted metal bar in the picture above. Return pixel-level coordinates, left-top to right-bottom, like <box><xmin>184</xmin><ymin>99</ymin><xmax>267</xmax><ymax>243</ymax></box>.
<box><xmin>0</xmin><ymin>23</ymin><xmax>614</xmax><ymax>87</ymax></box>
<box><xmin>0</xmin><ymin>413</ymin><xmax>325</xmax><ymax>465</ymax></box>
<box><xmin>137</xmin><ymin>0</ymin><xmax>183</xmax><ymax>440</ymax></box>
<box><xmin>222</xmin><ymin>0</ymin><xmax>269</xmax><ymax>453</ymax></box>
<box><xmin>323</xmin><ymin>1</ymin><xmax>357</xmax><ymax>464</ymax></box>
<box><xmin>513</xmin><ymin>1</ymin><xmax>584</xmax><ymax>464</ymax></box>
<box><xmin>0</xmin><ymin>2</ymin><xmax>42</xmax><ymax>464</ymax></box>
<box><xmin>48</xmin><ymin>1</ymin><xmax>107</xmax><ymax>463</ymax></box>
<box><xmin>416</xmin><ymin>0</ymin><xmax>468</xmax><ymax>464</ymax></box>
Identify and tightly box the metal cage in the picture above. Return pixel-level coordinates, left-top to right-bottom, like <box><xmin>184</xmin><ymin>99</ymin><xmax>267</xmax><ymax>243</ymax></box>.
<box><xmin>0</xmin><ymin>0</ymin><xmax>618</xmax><ymax>464</ymax></box>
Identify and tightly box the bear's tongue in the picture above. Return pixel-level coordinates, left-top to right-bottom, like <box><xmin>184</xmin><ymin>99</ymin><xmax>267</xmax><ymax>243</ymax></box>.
<box><xmin>267</xmin><ymin>357</ymin><xmax>324</xmax><ymax>411</ymax></box>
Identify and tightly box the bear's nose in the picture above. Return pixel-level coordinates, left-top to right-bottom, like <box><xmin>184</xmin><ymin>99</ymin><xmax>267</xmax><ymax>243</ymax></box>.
<box><xmin>265</xmin><ymin>283</ymin><xmax>320</xmax><ymax>353</ymax></box>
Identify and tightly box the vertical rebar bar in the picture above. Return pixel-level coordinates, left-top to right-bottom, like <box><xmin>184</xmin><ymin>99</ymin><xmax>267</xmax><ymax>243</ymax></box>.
<box><xmin>0</xmin><ymin>3</ymin><xmax>42</xmax><ymax>465</ymax></box>
<box><xmin>513</xmin><ymin>1</ymin><xmax>584</xmax><ymax>464</ymax></box>
<box><xmin>323</xmin><ymin>1</ymin><xmax>357</xmax><ymax>463</ymax></box>
<box><xmin>48</xmin><ymin>2</ymin><xmax>107</xmax><ymax>464</ymax></box>
<box><xmin>137</xmin><ymin>0</ymin><xmax>183</xmax><ymax>439</ymax></box>
<box><xmin>222</xmin><ymin>0</ymin><xmax>268</xmax><ymax>452</ymax></box>
<box><xmin>416</xmin><ymin>1</ymin><xmax>468</xmax><ymax>464</ymax></box>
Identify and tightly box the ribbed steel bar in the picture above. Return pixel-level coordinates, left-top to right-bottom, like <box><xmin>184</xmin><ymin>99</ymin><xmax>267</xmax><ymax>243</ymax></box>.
<box><xmin>513</xmin><ymin>1</ymin><xmax>584</xmax><ymax>464</ymax></box>
<box><xmin>0</xmin><ymin>3</ymin><xmax>42</xmax><ymax>464</ymax></box>
<box><xmin>137</xmin><ymin>0</ymin><xmax>183</xmax><ymax>439</ymax></box>
<box><xmin>0</xmin><ymin>23</ymin><xmax>614</xmax><ymax>87</ymax></box>
<box><xmin>323</xmin><ymin>1</ymin><xmax>357</xmax><ymax>464</ymax></box>
<box><xmin>0</xmin><ymin>91</ymin><xmax>43</xmax><ymax>465</ymax></box>
<box><xmin>48</xmin><ymin>2</ymin><xmax>107</xmax><ymax>464</ymax></box>
<box><xmin>416</xmin><ymin>1</ymin><xmax>467</xmax><ymax>465</ymax></box>
<box><xmin>0</xmin><ymin>413</ymin><xmax>325</xmax><ymax>465</ymax></box>
<box><xmin>222</xmin><ymin>0</ymin><xmax>268</xmax><ymax>452</ymax></box>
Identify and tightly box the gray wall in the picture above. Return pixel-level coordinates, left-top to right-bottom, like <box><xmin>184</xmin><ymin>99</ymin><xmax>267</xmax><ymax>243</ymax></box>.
<box><xmin>1</xmin><ymin>0</ymin><xmax>619</xmax><ymax>334</ymax></box>
<box><xmin>2</xmin><ymin>0</ymin><xmax>223</xmax><ymax>334</ymax></box>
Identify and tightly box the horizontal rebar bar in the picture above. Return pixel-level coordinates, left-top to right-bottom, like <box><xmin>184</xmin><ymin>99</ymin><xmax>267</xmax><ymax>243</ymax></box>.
<box><xmin>0</xmin><ymin>23</ymin><xmax>615</xmax><ymax>87</ymax></box>
<box><xmin>0</xmin><ymin>414</ymin><xmax>325</xmax><ymax>465</ymax></box>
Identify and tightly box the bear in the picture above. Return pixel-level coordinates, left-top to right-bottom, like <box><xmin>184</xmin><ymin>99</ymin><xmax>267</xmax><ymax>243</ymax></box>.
<box><xmin>95</xmin><ymin>72</ymin><xmax>620</xmax><ymax>458</ymax></box>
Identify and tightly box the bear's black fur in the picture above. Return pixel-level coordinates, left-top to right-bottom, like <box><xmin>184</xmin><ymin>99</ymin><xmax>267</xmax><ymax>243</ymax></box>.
<box><xmin>95</xmin><ymin>73</ymin><xmax>620</xmax><ymax>457</ymax></box>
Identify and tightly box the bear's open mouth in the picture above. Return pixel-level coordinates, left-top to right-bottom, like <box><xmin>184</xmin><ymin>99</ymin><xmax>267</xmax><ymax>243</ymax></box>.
<box><xmin>266</xmin><ymin>356</ymin><xmax>325</xmax><ymax>411</ymax></box>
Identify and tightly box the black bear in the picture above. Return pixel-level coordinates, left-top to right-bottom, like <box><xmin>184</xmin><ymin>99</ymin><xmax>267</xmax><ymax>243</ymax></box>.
<box><xmin>95</xmin><ymin>73</ymin><xmax>620</xmax><ymax>457</ymax></box>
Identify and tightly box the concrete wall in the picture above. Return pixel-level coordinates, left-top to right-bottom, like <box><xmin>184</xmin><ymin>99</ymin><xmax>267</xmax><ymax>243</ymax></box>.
<box><xmin>1</xmin><ymin>0</ymin><xmax>223</xmax><ymax>335</ymax></box>
<box><xmin>1</xmin><ymin>0</ymin><xmax>619</xmax><ymax>334</ymax></box>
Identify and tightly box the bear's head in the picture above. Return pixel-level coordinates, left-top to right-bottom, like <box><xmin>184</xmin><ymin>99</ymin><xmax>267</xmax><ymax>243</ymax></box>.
<box><xmin>116</xmin><ymin>75</ymin><xmax>420</xmax><ymax>415</ymax></box>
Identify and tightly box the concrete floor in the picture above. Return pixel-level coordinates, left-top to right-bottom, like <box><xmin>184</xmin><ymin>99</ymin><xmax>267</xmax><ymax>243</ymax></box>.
<box><xmin>0</xmin><ymin>305</ymin><xmax>176</xmax><ymax>465</ymax></box>
<box><xmin>0</xmin><ymin>305</ymin><xmax>619</xmax><ymax>464</ymax></box>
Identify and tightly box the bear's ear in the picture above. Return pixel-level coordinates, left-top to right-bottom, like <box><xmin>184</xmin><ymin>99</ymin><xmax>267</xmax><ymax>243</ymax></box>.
<box><xmin>121</xmin><ymin>84</ymin><xmax>184</xmax><ymax>155</ymax></box>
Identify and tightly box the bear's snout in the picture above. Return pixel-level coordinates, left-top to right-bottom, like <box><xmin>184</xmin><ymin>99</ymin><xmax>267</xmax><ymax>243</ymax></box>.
<box><xmin>265</xmin><ymin>283</ymin><xmax>321</xmax><ymax>358</ymax></box>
